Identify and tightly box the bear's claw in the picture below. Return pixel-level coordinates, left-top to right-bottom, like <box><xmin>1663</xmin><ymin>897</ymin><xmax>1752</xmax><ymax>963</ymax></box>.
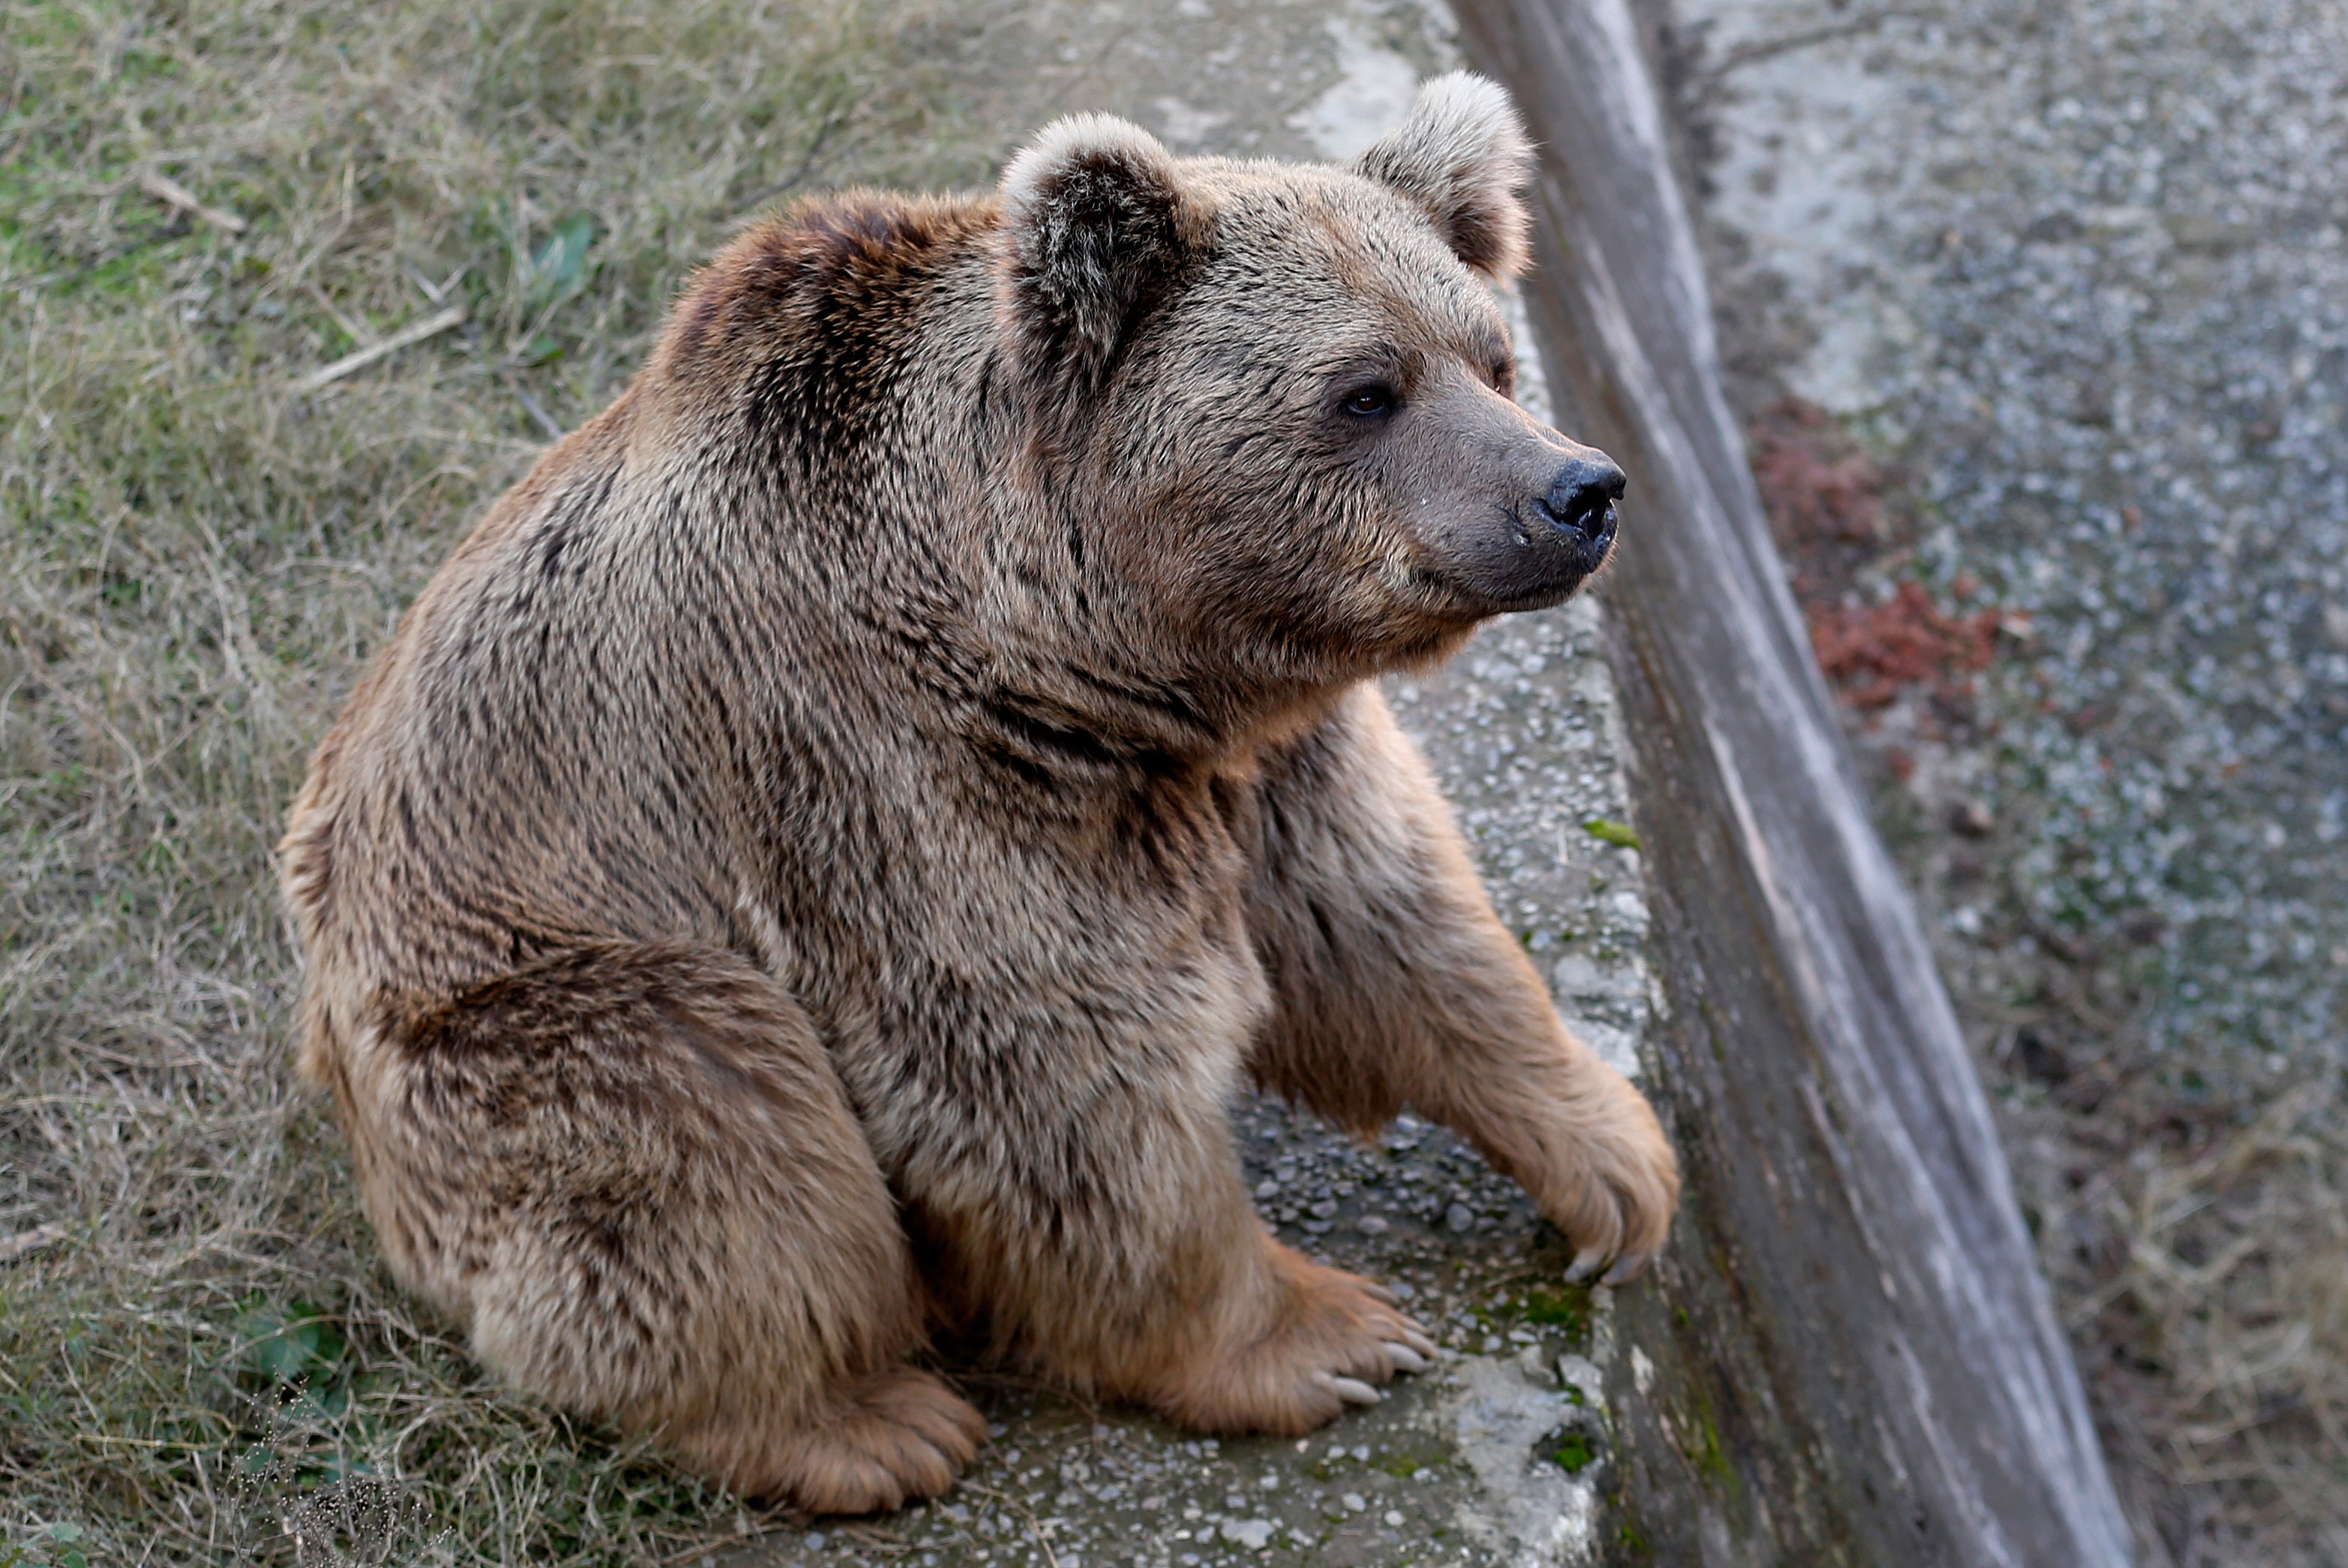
<box><xmin>1601</xmin><ymin>1251</ymin><xmax>1656</xmax><ymax>1286</ymax></box>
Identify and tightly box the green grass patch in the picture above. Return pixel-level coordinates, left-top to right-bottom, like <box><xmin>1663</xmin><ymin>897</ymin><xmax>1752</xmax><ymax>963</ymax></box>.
<box><xmin>1582</xmin><ymin>817</ymin><xmax>1641</xmax><ymax>851</ymax></box>
<box><xmin>1678</xmin><ymin>1377</ymin><xmax>1733</xmax><ymax>1490</ymax></box>
<box><xmin>1549</xmin><ymin>1431</ymin><xmax>1596</xmax><ymax>1473</ymax></box>
<box><xmin>1520</xmin><ymin>1285</ymin><xmax>1592</xmax><ymax>1337</ymax></box>
<box><xmin>1372</xmin><ymin>1433</ymin><xmax>1456</xmax><ymax>1478</ymax></box>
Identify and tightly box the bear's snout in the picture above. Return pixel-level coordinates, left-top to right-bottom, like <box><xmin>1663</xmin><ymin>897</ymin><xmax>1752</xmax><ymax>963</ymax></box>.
<box><xmin>1534</xmin><ymin>457</ymin><xmax>1626</xmax><ymax>551</ymax></box>
<box><xmin>1376</xmin><ymin>365</ymin><xmax>1628</xmax><ymax>618</ymax></box>
<box><xmin>1439</xmin><ymin>442</ymin><xmax>1627</xmax><ymax>614</ymax></box>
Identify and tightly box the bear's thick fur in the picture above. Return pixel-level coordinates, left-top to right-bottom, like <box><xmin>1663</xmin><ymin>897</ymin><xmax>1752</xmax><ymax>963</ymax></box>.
<box><xmin>280</xmin><ymin>74</ymin><xmax>1678</xmax><ymax>1512</ymax></box>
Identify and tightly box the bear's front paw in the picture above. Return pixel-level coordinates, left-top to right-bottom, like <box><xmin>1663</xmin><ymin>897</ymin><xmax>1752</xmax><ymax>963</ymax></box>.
<box><xmin>687</xmin><ymin>1365</ymin><xmax>988</xmax><ymax>1515</ymax></box>
<box><xmin>1542</xmin><ymin>1073</ymin><xmax>1680</xmax><ymax>1287</ymax></box>
<box><xmin>1150</xmin><ymin>1247</ymin><xmax>1436</xmax><ymax>1437</ymax></box>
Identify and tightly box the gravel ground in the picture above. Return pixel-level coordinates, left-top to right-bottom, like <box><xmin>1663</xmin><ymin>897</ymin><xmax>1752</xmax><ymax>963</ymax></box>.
<box><xmin>1677</xmin><ymin>0</ymin><xmax>2348</xmax><ymax>1062</ymax></box>
<box><xmin>1661</xmin><ymin>0</ymin><xmax>2348</xmax><ymax>1558</ymax></box>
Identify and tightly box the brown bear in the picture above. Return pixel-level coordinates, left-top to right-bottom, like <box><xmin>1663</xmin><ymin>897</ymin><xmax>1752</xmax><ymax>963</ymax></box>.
<box><xmin>278</xmin><ymin>72</ymin><xmax>1679</xmax><ymax>1514</ymax></box>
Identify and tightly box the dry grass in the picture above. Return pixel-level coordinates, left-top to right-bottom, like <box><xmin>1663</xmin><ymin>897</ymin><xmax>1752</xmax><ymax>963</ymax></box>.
<box><xmin>2074</xmin><ymin>1081</ymin><xmax>2348</xmax><ymax>1556</ymax></box>
<box><xmin>0</xmin><ymin>1</ymin><xmax>988</xmax><ymax>1558</ymax></box>
<box><xmin>1977</xmin><ymin>978</ymin><xmax>2348</xmax><ymax>1567</ymax></box>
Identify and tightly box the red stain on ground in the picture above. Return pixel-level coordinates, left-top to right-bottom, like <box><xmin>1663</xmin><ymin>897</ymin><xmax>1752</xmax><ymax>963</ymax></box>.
<box><xmin>1749</xmin><ymin>396</ymin><xmax>2007</xmax><ymax>715</ymax></box>
<box><xmin>1808</xmin><ymin>581</ymin><xmax>2002</xmax><ymax>710</ymax></box>
<box><xmin>1749</xmin><ymin>397</ymin><xmax>1887</xmax><ymax>568</ymax></box>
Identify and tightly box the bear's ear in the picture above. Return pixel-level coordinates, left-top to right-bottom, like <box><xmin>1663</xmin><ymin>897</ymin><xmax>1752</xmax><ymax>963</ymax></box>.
<box><xmin>996</xmin><ymin>113</ymin><xmax>1204</xmax><ymax>388</ymax></box>
<box><xmin>1352</xmin><ymin>73</ymin><xmax>1534</xmax><ymax>280</ymax></box>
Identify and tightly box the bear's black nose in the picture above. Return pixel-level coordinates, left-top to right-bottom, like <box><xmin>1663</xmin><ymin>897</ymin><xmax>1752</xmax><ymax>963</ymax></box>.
<box><xmin>1537</xmin><ymin>458</ymin><xmax>1628</xmax><ymax>543</ymax></box>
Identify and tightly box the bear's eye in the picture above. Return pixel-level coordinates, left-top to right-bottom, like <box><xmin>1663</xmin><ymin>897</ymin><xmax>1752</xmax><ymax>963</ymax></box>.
<box><xmin>1341</xmin><ymin>386</ymin><xmax>1396</xmax><ymax>418</ymax></box>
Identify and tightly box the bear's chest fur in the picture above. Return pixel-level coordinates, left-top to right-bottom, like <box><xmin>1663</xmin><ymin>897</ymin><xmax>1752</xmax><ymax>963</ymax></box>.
<box><xmin>743</xmin><ymin>740</ymin><xmax>1277</xmax><ymax>1184</ymax></box>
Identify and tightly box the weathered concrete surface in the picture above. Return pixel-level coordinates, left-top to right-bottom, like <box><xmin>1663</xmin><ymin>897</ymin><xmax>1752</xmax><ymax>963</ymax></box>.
<box><xmin>720</xmin><ymin>5</ymin><xmax>1661</xmax><ymax>1565</ymax></box>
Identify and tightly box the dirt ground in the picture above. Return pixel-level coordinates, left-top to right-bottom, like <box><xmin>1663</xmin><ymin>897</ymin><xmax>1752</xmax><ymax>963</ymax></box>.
<box><xmin>1652</xmin><ymin>0</ymin><xmax>2348</xmax><ymax>1560</ymax></box>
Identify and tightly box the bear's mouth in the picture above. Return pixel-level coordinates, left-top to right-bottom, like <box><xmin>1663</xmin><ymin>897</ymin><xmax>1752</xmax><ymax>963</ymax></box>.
<box><xmin>1428</xmin><ymin>524</ymin><xmax>1613</xmax><ymax>615</ymax></box>
<box><xmin>1505</xmin><ymin>495</ymin><xmax>1616</xmax><ymax>597</ymax></box>
<box><xmin>1402</xmin><ymin>476</ymin><xmax>1624</xmax><ymax>620</ymax></box>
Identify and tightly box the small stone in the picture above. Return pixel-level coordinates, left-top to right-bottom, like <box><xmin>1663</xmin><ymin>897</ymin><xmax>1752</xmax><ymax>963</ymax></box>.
<box><xmin>1223</xmin><ymin>1518</ymin><xmax>1276</xmax><ymax>1550</ymax></box>
<box><xmin>1950</xmin><ymin>798</ymin><xmax>1993</xmax><ymax>837</ymax></box>
<box><xmin>1384</xmin><ymin>1510</ymin><xmax>1405</xmax><ymax>1527</ymax></box>
<box><xmin>804</xmin><ymin>1532</ymin><xmax>826</xmax><ymax>1551</ymax></box>
<box><xmin>1310</xmin><ymin>1199</ymin><xmax>1339</xmax><ymax>1219</ymax></box>
<box><xmin>1255</xmin><ymin>1178</ymin><xmax>1279</xmax><ymax>1199</ymax></box>
<box><xmin>1357</xmin><ymin>1214</ymin><xmax>1389</xmax><ymax>1235</ymax></box>
<box><xmin>1341</xmin><ymin>1492</ymin><xmax>1367</xmax><ymax>1513</ymax></box>
<box><xmin>1445</xmin><ymin>1203</ymin><xmax>1475</xmax><ymax>1233</ymax></box>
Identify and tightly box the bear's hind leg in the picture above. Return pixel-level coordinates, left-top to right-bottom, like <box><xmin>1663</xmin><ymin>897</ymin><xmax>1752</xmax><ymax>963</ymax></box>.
<box><xmin>357</xmin><ymin>942</ymin><xmax>983</xmax><ymax>1512</ymax></box>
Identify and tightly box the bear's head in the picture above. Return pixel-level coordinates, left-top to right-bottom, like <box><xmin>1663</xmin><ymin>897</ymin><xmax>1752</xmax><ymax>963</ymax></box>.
<box><xmin>992</xmin><ymin>73</ymin><xmax>1625</xmax><ymax>700</ymax></box>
